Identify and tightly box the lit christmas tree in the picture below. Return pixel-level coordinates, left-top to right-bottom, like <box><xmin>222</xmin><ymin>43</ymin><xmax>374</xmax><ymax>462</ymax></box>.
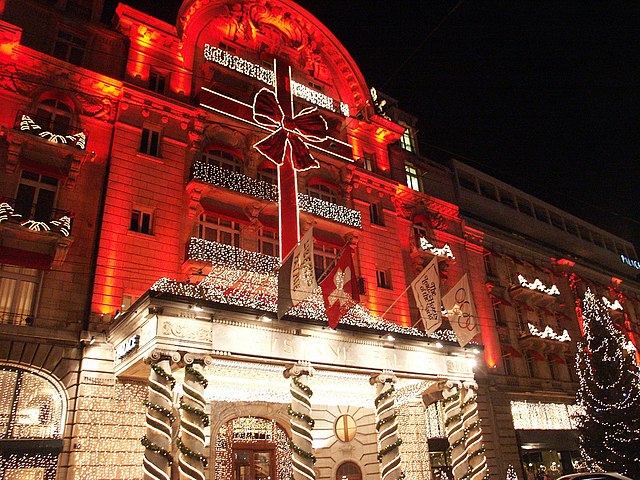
<box><xmin>575</xmin><ymin>289</ymin><xmax>640</xmax><ymax>477</ymax></box>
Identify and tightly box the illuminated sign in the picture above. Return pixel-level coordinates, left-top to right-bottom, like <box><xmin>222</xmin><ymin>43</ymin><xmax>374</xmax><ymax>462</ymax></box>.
<box><xmin>621</xmin><ymin>254</ymin><xmax>640</xmax><ymax>270</ymax></box>
<box><xmin>116</xmin><ymin>334</ymin><xmax>140</xmax><ymax>359</ymax></box>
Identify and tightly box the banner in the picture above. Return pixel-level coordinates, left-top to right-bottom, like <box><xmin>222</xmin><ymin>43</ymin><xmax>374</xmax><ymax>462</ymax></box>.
<box><xmin>320</xmin><ymin>247</ymin><xmax>359</xmax><ymax>329</ymax></box>
<box><xmin>410</xmin><ymin>257</ymin><xmax>442</xmax><ymax>333</ymax></box>
<box><xmin>442</xmin><ymin>274</ymin><xmax>480</xmax><ymax>347</ymax></box>
<box><xmin>277</xmin><ymin>228</ymin><xmax>316</xmax><ymax>319</ymax></box>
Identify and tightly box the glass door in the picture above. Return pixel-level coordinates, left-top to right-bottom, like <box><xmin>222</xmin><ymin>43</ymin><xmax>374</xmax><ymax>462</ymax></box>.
<box><xmin>233</xmin><ymin>449</ymin><xmax>273</xmax><ymax>480</ymax></box>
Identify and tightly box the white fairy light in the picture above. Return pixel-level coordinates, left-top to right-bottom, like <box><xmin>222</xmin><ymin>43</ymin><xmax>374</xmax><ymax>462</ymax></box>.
<box><xmin>19</xmin><ymin>114</ymin><xmax>87</xmax><ymax>149</ymax></box>
<box><xmin>418</xmin><ymin>237</ymin><xmax>455</xmax><ymax>259</ymax></box>
<box><xmin>602</xmin><ymin>297</ymin><xmax>623</xmax><ymax>311</ymax></box>
<box><xmin>527</xmin><ymin>322</ymin><xmax>571</xmax><ymax>342</ymax></box>
<box><xmin>517</xmin><ymin>274</ymin><xmax>560</xmax><ymax>296</ymax></box>
<box><xmin>510</xmin><ymin>400</ymin><xmax>582</xmax><ymax>430</ymax></box>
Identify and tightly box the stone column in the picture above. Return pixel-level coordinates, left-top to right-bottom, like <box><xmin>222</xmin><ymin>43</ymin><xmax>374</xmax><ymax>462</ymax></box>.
<box><xmin>177</xmin><ymin>353</ymin><xmax>212</xmax><ymax>480</ymax></box>
<box><xmin>370</xmin><ymin>371</ymin><xmax>404</xmax><ymax>480</ymax></box>
<box><xmin>460</xmin><ymin>381</ymin><xmax>488</xmax><ymax>480</ymax></box>
<box><xmin>142</xmin><ymin>350</ymin><xmax>180</xmax><ymax>480</ymax></box>
<box><xmin>284</xmin><ymin>361</ymin><xmax>316</xmax><ymax>480</ymax></box>
<box><xmin>442</xmin><ymin>380</ymin><xmax>469</xmax><ymax>480</ymax></box>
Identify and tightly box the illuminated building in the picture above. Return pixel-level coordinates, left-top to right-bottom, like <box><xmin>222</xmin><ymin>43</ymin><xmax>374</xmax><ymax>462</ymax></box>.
<box><xmin>0</xmin><ymin>1</ymin><xmax>638</xmax><ymax>480</ymax></box>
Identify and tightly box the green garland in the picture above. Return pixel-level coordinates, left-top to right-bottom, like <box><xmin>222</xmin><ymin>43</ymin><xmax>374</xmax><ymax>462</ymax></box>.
<box><xmin>141</xmin><ymin>435</ymin><xmax>173</xmax><ymax>464</ymax></box>
<box><xmin>467</xmin><ymin>445</ymin><xmax>486</xmax><ymax>459</ymax></box>
<box><xmin>287</xmin><ymin>404</ymin><xmax>315</xmax><ymax>428</ymax></box>
<box><xmin>463</xmin><ymin>420</ymin><xmax>481</xmax><ymax>434</ymax></box>
<box><xmin>377</xmin><ymin>438</ymin><xmax>402</xmax><ymax>462</ymax></box>
<box><xmin>176</xmin><ymin>438</ymin><xmax>208</xmax><ymax>467</ymax></box>
<box><xmin>376</xmin><ymin>413</ymin><xmax>397</xmax><ymax>431</ymax></box>
<box><xmin>288</xmin><ymin>440</ymin><xmax>316</xmax><ymax>464</ymax></box>
<box><xmin>151</xmin><ymin>362</ymin><xmax>176</xmax><ymax>389</ymax></box>
<box><xmin>444</xmin><ymin>412</ymin><xmax>462</xmax><ymax>427</ymax></box>
<box><xmin>460</xmin><ymin>395</ymin><xmax>477</xmax><ymax>410</ymax></box>
<box><xmin>442</xmin><ymin>392</ymin><xmax>461</xmax><ymax>405</ymax></box>
<box><xmin>292</xmin><ymin>376</ymin><xmax>313</xmax><ymax>397</ymax></box>
<box><xmin>448</xmin><ymin>436</ymin><xmax>466</xmax><ymax>452</ymax></box>
<box><xmin>143</xmin><ymin>400</ymin><xmax>176</xmax><ymax>423</ymax></box>
<box><xmin>179</xmin><ymin>397</ymin><xmax>210</xmax><ymax>427</ymax></box>
<box><xmin>374</xmin><ymin>384</ymin><xmax>396</xmax><ymax>407</ymax></box>
<box><xmin>185</xmin><ymin>364</ymin><xmax>208</xmax><ymax>388</ymax></box>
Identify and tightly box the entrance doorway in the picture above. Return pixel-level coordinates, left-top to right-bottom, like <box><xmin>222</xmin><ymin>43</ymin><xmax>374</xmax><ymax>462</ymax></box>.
<box><xmin>233</xmin><ymin>449</ymin><xmax>274</xmax><ymax>480</ymax></box>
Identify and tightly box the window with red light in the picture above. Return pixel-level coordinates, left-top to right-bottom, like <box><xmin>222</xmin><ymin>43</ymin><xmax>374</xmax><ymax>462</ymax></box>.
<box><xmin>306</xmin><ymin>183</ymin><xmax>337</xmax><ymax>204</ymax></box>
<box><xmin>130</xmin><ymin>209</ymin><xmax>153</xmax><ymax>235</ymax></box>
<box><xmin>376</xmin><ymin>269</ymin><xmax>392</xmax><ymax>290</ymax></box>
<box><xmin>35</xmin><ymin>98</ymin><xmax>73</xmax><ymax>133</ymax></box>
<box><xmin>202</xmin><ymin>149</ymin><xmax>242</xmax><ymax>174</ymax></box>
<box><xmin>198</xmin><ymin>214</ymin><xmax>240</xmax><ymax>247</ymax></box>
<box><xmin>53</xmin><ymin>29</ymin><xmax>86</xmax><ymax>66</ymax></box>
<box><xmin>15</xmin><ymin>170</ymin><xmax>58</xmax><ymax>222</ymax></box>
<box><xmin>258</xmin><ymin>228</ymin><xmax>278</xmax><ymax>257</ymax></box>
<box><xmin>140</xmin><ymin>127</ymin><xmax>161</xmax><ymax>157</ymax></box>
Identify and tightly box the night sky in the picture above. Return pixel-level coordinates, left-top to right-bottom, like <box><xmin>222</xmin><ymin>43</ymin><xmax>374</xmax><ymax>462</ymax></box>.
<box><xmin>103</xmin><ymin>1</ymin><xmax>640</xmax><ymax>251</ymax></box>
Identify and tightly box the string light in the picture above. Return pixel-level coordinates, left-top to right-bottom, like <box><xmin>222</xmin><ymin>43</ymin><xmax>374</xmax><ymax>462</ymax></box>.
<box><xmin>0</xmin><ymin>203</ymin><xmax>72</xmax><ymax>236</ymax></box>
<box><xmin>191</xmin><ymin>161</ymin><xmax>362</xmax><ymax>228</ymax></box>
<box><xmin>602</xmin><ymin>297</ymin><xmax>623</xmax><ymax>311</ymax></box>
<box><xmin>396</xmin><ymin>402</ymin><xmax>431</xmax><ymax>479</ymax></box>
<box><xmin>516</xmin><ymin>274</ymin><xmax>560</xmax><ymax>296</ymax></box>
<box><xmin>510</xmin><ymin>401</ymin><xmax>581</xmax><ymax>430</ymax></box>
<box><xmin>419</xmin><ymin>237</ymin><xmax>455</xmax><ymax>259</ymax></box>
<box><xmin>19</xmin><ymin>114</ymin><xmax>87</xmax><ymax>149</ymax></box>
<box><xmin>527</xmin><ymin>323</ymin><xmax>571</xmax><ymax>342</ymax></box>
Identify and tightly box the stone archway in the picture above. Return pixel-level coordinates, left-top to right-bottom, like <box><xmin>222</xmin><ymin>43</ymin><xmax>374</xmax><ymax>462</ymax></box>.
<box><xmin>214</xmin><ymin>416</ymin><xmax>292</xmax><ymax>480</ymax></box>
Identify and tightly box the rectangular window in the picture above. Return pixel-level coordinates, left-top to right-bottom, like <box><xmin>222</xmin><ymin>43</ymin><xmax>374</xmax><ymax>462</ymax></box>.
<box><xmin>483</xmin><ymin>254</ymin><xmax>496</xmax><ymax>277</ymax></box>
<box><xmin>198</xmin><ymin>215</ymin><xmax>240</xmax><ymax>247</ymax></box>
<box><xmin>399</xmin><ymin>127</ymin><xmax>415</xmax><ymax>153</ymax></box>
<box><xmin>258</xmin><ymin>229</ymin><xmax>279</xmax><ymax>257</ymax></box>
<box><xmin>534</xmin><ymin>205</ymin><xmax>550</xmax><ymax>224</ymax></box>
<box><xmin>492</xmin><ymin>303</ymin><xmax>506</xmax><ymax>327</ymax></box>
<box><xmin>313</xmin><ymin>244</ymin><xmax>337</xmax><ymax>280</ymax></box>
<box><xmin>14</xmin><ymin>171</ymin><xmax>59</xmax><ymax>222</ymax></box>
<box><xmin>525</xmin><ymin>352</ymin><xmax>536</xmax><ymax>378</ymax></box>
<box><xmin>53</xmin><ymin>30</ymin><xmax>86</xmax><ymax>66</ymax></box>
<box><xmin>130</xmin><ymin>209</ymin><xmax>152</xmax><ymax>235</ymax></box>
<box><xmin>369</xmin><ymin>203</ymin><xmax>384</xmax><ymax>226</ymax></box>
<box><xmin>376</xmin><ymin>269</ymin><xmax>392</xmax><ymax>290</ymax></box>
<box><xmin>547</xmin><ymin>356</ymin><xmax>557</xmax><ymax>380</ymax></box>
<box><xmin>0</xmin><ymin>265</ymin><xmax>40</xmax><ymax>326</ymax></box>
<box><xmin>140</xmin><ymin>128</ymin><xmax>161</xmax><ymax>157</ymax></box>
<box><xmin>363</xmin><ymin>152</ymin><xmax>376</xmax><ymax>172</ymax></box>
<box><xmin>515</xmin><ymin>303</ymin><xmax>527</xmax><ymax>333</ymax></box>
<box><xmin>516</xmin><ymin>197</ymin><xmax>533</xmax><ymax>216</ymax></box>
<box><xmin>457</xmin><ymin>171</ymin><xmax>477</xmax><ymax>192</ymax></box>
<box><xmin>149</xmin><ymin>71</ymin><xmax>166</xmax><ymax>94</ymax></box>
<box><xmin>503</xmin><ymin>355</ymin><xmax>513</xmax><ymax>376</ymax></box>
<box><xmin>498</xmin><ymin>189</ymin><xmax>516</xmax><ymax>209</ymax></box>
<box><xmin>405</xmin><ymin>164</ymin><xmax>421</xmax><ymax>191</ymax></box>
<box><xmin>478</xmin><ymin>181</ymin><xmax>497</xmax><ymax>201</ymax></box>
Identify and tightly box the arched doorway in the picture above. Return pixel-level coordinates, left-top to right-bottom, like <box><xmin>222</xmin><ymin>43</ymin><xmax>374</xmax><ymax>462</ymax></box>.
<box><xmin>336</xmin><ymin>461</ymin><xmax>362</xmax><ymax>480</ymax></box>
<box><xmin>215</xmin><ymin>417</ymin><xmax>291</xmax><ymax>480</ymax></box>
<box><xmin>0</xmin><ymin>365</ymin><xmax>66</xmax><ymax>480</ymax></box>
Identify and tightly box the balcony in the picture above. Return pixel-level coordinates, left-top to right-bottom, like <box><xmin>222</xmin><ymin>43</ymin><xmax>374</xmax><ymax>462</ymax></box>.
<box><xmin>13</xmin><ymin>111</ymin><xmax>87</xmax><ymax>150</ymax></box>
<box><xmin>187</xmin><ymin>161</ymin><xmax>362</xmax><ymax>230</ymax></box>
<box><xmin>0</xmin><ymin>200</ymin><xmax>74</xmax><ymax>269</ymax></box>
<box><xmin>518</xmin><ymin>322</ymin><xmax>571</xmax><ymax>354</ymax></box>
<box><xmin>509</xmin><ymin>274</ymin><xmax>560</xmax><ymax>305</ymax></box>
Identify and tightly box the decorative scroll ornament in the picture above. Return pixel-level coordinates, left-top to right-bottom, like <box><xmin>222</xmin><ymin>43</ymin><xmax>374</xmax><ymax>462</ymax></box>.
<box><xmin>253</xmin><ymin>88</ymin><xmax>327</xmax><ymax>171</ymax></box>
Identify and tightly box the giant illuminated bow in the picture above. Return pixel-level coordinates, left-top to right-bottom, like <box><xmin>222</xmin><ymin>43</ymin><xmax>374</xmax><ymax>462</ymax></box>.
<box><xmin>252</xmin><ymin>87</ymin><xmax>327</xmax><ymax>171</ymax></box>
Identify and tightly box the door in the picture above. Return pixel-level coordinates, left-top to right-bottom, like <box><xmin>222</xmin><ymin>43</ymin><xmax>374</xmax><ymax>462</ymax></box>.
<box><xmin>233</xmin><ymin>448</ymin><xmax>274</xmax><ymax>480</ymax></box>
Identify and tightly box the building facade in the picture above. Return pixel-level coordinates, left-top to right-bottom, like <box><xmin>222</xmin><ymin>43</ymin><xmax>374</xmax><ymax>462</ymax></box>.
<box><xmin>1</xmin><ymin>1</ymin><xmax>639</xmax><ymax>480</ymax></box>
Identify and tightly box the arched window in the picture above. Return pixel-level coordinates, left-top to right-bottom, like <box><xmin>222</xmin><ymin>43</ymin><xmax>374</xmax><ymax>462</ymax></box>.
<box><xmin>201</xmin><ymin>149</ymin><xmax>242</xmax><ymax>173</ymax></box>
<box><xmin>197</xmin><ymin>213</ymin><xmax>241</xmax><ymax>247</ymax></box>
<box><xmin>306</xmin><ymin>182</ymin><xmax>337</xmax><ymax>204</ymax></box>
<box><xmin>336</xmin><ymin>461</ymin><xmax>362</xmax><ymax>480</ymax></box>
<box><xmin>35</xmin><ymin>98</ymin><xmax>74</xmax><ymax>133</ymax></box>
<box><xmin>0</xmin><ymin>365</ymin><xmax>66</xmax><ymax>479</ymax></box>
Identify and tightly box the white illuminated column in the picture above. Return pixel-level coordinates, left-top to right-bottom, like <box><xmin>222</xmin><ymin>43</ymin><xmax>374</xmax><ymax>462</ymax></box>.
<box><xmin>442</xmin><ymin>381</ymin><xmax>469</xmax><ymax>480</ymax></box>
<box><xmin>284</xmin><ymin>362</ymin><xmax>316</xmax><ymax>480</ymax></box>
<box><xmin>371</xmin><ymin>371</ymin><xmax>404</xmax><ymax>480</ymax></box>
<box><xmin>142</xmin><ymin>351</ymin><xmax>180</xmax><ymax>480</ymax></box>
<box><xmin>460</xmin><ymin>381</ymin><xmax>488</xmax><ymax>480</ymax></box>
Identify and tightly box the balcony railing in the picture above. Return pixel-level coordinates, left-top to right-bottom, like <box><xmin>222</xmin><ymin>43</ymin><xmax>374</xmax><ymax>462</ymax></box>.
<box><xmin>190</xmin><ymin>161</ymin><xmax>362</xmax><ymax>228</ymax></box>
<box><xmin>0</xmin><ymin>311</ymin><xmax>33</xmax><ymax>326</ymax></box>
<box><xmin>186</xmin><ymin>237</ymin><xmax>279</xmax><ymax>274</ymax></box>
<box><xmin>0</xmin><ymin>199</ymin><xmax>73</xmax><ymax>237</ymax></box>
<box><xmin>14</xmin><ymin>110</ymin><xmax>87</xmax><ymax>150</ymax></box>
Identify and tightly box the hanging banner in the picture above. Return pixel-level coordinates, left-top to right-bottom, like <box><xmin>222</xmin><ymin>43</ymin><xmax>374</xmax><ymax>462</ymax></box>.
<box><xmin>277</xmin><ymin>228</ymin><xmax>316</xmax><ymax>319</ymax></box>
<box><xmin>442</xmin><ymin>274</ymin><xmax>480</xmax><ymax>347</ymax></box>
<box><xmin>410</xmin><ymin>257</ymin><xmax>442</xmax><ymax>333</ymax></box>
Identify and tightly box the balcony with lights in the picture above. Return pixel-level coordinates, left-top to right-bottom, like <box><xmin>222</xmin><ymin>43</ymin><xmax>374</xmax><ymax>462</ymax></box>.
<box><xmin>0</xmin><ymin>200</ymin><xmax>73</xmax><ymax>269</ymax></box>
<box><xmin>410</xmin><ymin>235</ymin><xmax>455</xmax><ymax>265</ymax></box>
<box><xmin>509</xmin><ymin>273</ymin><xmax>561</xmax><ymax>305</ymax></box>
<box><xmin>3</xmin><ymin>111</ymin><xmax>91</xmax><ymax>188</ymax></box>
<box><xmin>518</xmin><ymin>322</ymin><xmax>572</xmax><ymax>354</ymax></box>
<box><xmin>186</xmin><ymin>161</ymin><xmax>362</xmax><ymax>233</ymax></box>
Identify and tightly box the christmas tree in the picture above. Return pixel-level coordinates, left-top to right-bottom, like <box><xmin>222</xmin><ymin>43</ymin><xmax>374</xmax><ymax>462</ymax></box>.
<box><xmin>575</xmin><ymin>289</ymin><xmax>640</xmax><ymax>477</ymax></box>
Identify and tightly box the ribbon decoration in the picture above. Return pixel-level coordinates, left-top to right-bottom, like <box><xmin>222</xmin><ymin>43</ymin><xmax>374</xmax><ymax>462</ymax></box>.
<box><xmin>252</xmin><ymin>88</ymin><xmax>327</xmax><ymax>171</ymax></box>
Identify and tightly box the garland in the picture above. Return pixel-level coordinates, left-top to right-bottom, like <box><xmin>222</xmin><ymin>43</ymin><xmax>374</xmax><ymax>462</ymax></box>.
<box><xmin>467</xmin><ymin>445</ymin><xmax>486</xmax><ymax>459</ymax></box>
<box><xmin>374</xmin><ymin>384</ymin><xmax>396</xmax><ymax>407</ymax></box>
<box><xmin>377</xmin><ymin>438</ymin><xmax>403</xmax><ymax>462</ymax></box>
<box><xmin>293</xmin><ymin>376</ymin><xmax>313</xmax><ymax>397</ymax></box>
<box><xmin>176</xmin><ymin>438</ymin><xmax>208</xmax><ymax>467</ymax></box>
<box><xmin>376</xmin><ymin>413</ymin><xmax>397</xmax><ymax>431</ymax></box>
<box><xmin>185</xmin><ymin>364</ymin><xmax>208</xmax><ymax>388</ymax></box>
<box><xmin>288</xmin><ymin>440</ymin><xmax>317</xmax><ymax>463</ymax></box>
<box><xmin>444</xmin><ymin>412</ymin><xmax>463</xmax><ymax>427</ymax></box>
<box><xmin>287</xmin><ymin>404</ymin><xmax>315</xmax><ymax>428</ymax></box>
<box><xmin>463</xmin><ymin>420</ymin><xmax>481</xmax><ymax>434</ymax></box>
<box><xmin>151</xmin><ymin>362</ymin><xmax>176</xmax><ymax>389</ymax></box>
<box><xmin>442</xmin><ymin>392</ymin><xmax>461</xmax><ymax>405</ymax></box>
<box><xmin>448</xmin><ymin>436</ymin><xmax>466</xmax><ymax>452</ymax></box>
<box><xmin>460</xmin><ymin>395</ymin><xmax>477</xmax><ymax>410</ymax></box>
<box><xmin>141</xmin><ymin>435</ymin><xmax>174</xmax><ymax>464</ymax></box>
<box><xmin>143</xmin><ymin>400</ymin><xmax>176</xmax><ymax>423</ymax></box>
<box><xmin>179</xmin><ymin>397</ymin><xmax>210</xmax><ymax>427</ymax></box>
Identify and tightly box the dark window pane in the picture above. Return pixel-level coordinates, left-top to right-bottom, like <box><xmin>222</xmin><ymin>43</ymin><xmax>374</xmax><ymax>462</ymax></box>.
<box><xmin>34</xmin><ymin>189</ymin><xmax>55</xmax><ymax>221</ymax></box>
<box><xmin>15</xmin><ymin>184</ymin><xmax>36</xmax><ymax>218</ymax></box>
<box><xmin>141</xmin><ymin>213</ymin><xmax>151</xmax><ymax>234</ymax></box>
<box><xmin>130</xmin><ymin>210</ymin><xmax>140</xmax><ymax>232</ymax></box>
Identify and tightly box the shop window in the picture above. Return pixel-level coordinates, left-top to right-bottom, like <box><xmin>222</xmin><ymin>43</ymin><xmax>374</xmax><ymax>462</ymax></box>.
<box><xmin>362</xmin><ymin>152</ymin><xmax>376</xmax><ymax>172</ymax></box>
<box><xmin>336</xmin><ymin>461</ymin><xmax>362</xmax><ymax>480</ymax></box>
<box><xmin>149</xmin><ymin>70</ymin><xmax>166</xmax><ymax>94</ymax></box>
<box><xmin>405</xmin><ymin>164</ymin><xmax>421</xmax><ymax>191</ymax></box>
<box><xmin>140</xmin><ymin>127</ymin><xmax>161</xmax><ymax>157</ymax></box>
<box><xmin>0</xmin><ymin>265</ymin><xmax>40</xmax><ymax>326</ymax></box>
<box><xmin>307</xmin><ymin>183</ymin><xmax>337</xmax><ymax>204</ymax></box>
<box><xmin>52</xmin><ymin>29</ymin><xmax>86</xmax><ymax>66</ymax></box>
<box><xmin>202</xmin><ymin>149</ymin><xmax>242</xmax><ymax>173</ymax></box>
<box><xmin>334</xmin><ymin>415</ymin><xmax>356</xmax><ymax>442</ymax></box>
<box><xmin>258</xmin><ymin>228</ymin><xmax>278</xmax><ymax>257</ymax></box>
<box><xmin>369</xmin><ymin>203</ymin><xmax>384</xmax><ymax>226</ymax></box>
<box><xmin>14</xmin><ymin>171</ymin><xmax>59</xmax><ymax>222</ymax></box>
<box><xmin>376</xmin><ymin>269</ymin><xmax>392</xmax><ymax>290</ymax></box>
<box><xmin>35</xmin><ymin>98</ymin><xmax>73</xmax><ymax>133</ymax></box>
<box><xmin>314</xmin><ymin>244</ymin><xmax>337</xmax><ymax>279</ymax></box>
<box><xmin>198</xmin><ymin>214</ymin><xmax>240</xmax><ymax>247</ymax></box>
<box><xmin>399</xmin><ymin>126</ymin><xmax>416</xmax><ymax>153</ymax></box>
<box><xmin>129</xmin><ymin>209</ymin><xmax>152</xmax><ymax>235</ymax></box>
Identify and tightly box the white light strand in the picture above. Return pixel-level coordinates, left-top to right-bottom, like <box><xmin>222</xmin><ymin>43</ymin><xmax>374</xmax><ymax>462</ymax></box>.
<box><xmin>602</xmin><ymin>297</ymin><xmax>623</xmax><ymax>311</ymax></box>
<box><xmin>191</xmin><ymin>162</ymin><xmax>362</xmax><ymax>227</ymax></box>
<box><xmin>19</xmin><ymin>114</ymin><xmax>87</xmax><ymax>149</ymax></box>
<box><xmin>0</xmin><ymin>202</ymin><xmax>72</xmax><ymax>237</ymax></box>
<box><xmin>510</xmin><ymin>401</ymin><xmax>582</xmax><ymax>430</ymax></box>
<box><xmin>517</xmin><ymin>274</ymin><xmax>560</xmax><ymax>296</ymax></box>
<box><xmin>203</xmin><ymin>44</ymin><xmax>349</xmax><ymax>116</ymax></box>
<box><xmin>419</xmin><ymin>237</ymin><xmax>455</xmax><ymax>259</ymax></box>
<box><xmin>527</xmin><ymin>322</ymin><xmax>571</xmax><ymax>342</ymax></box>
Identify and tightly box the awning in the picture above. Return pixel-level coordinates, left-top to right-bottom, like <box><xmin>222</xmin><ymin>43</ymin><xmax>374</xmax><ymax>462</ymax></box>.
<box><xmin>490</xmin><ymin>292</ymin><xmax>512</xmax><ymax>306</ymax></box>
<box><xmin>526</xmin><ymin>349</ymin><xmax>545</xmax><ymax>361</ymax></box>
<box><xmin>501</xmin><ymin>344</ymin><xmax>523</xmax><ymax>358</ymax></box>
<box><xmin>516</xmin><ymin>430</ymin><xmax>579</xmax><ymax>451</ymax></box>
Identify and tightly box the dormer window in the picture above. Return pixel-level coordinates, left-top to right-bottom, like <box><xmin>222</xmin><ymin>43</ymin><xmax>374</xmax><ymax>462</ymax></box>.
<box><xmin>53</xmin><ymin>29</ymin><xmax>86</xmax><ymax>66</ymax></box>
